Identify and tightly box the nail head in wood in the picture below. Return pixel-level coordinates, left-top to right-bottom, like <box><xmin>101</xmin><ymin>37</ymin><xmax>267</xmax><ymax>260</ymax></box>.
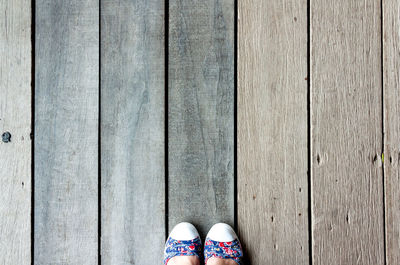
<box><xmin>2</xmin><ymin>132</ymin><xmax>11</xmax><ymax>143</ymax></box>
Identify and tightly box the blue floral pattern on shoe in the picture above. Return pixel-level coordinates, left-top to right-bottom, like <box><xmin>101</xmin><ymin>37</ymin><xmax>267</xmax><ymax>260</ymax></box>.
<box><xmin>204</xmin><ymin>238</ymin><xmax>243</xmax><ymax>265</ymax></box>
<box><xmin>164</xmin><ymin>236</ymin><xmax>202</xmax><ymax>265</ymax></box>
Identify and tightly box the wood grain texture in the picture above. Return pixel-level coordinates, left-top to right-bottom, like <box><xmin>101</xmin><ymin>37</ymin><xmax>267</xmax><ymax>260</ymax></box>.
<box><xmin>0</xmin><ymin>0</ymin><xmax>31</xmax><ymax>263</ymax></box>
<box><xmin>311</xmin><ymin>0</ymin><xmax>384</xmax><ymax>264</ymax></box>
<box><xmin>238</xmin><ymin>0</ymin><xmax>308</xmax><ymax>264</ymax></box>
<box><xmin>34</xmin><ymin>1</ymin><xmax>99</xmax><ymax>263</ymax></box>
<box><xmin>101</xmin><ymin>0</ymin><xmax>165</xmax><ymax>264</ymax></box>
<box><xmin>168</xmin><ymin>0</ymin><xmax>234</xmax><ymax>236</ymax></box>
<box><xmin>383</xmin><ymin>1</ymin><xmax>400</xmax><ymax>264</ymax></box>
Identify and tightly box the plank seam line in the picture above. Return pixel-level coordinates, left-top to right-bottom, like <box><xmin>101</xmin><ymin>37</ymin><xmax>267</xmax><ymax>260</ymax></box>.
<box><xmin>307</xmin><ymin>0</ymin><xmax>312</xmax><ymax>264</ymax></box>
<box><xmin>165</xmin><ymin>0</ymin><xmax>169</xmax><ymax>240</ymax></box>
<box><xmin>381</xmin><ymin>0</ymin><xmax>387</xmax><ymax>263</ymax></box>
<box><xmin>31</xmin><ymin>0</ymin><xmax>36</xmax><ymax>264</ymax></box>
<box><xmin>233</xmin><ymin>0</ymin><xmax>238</xmax><ymax>232</ymax></box>
<box><xmin>98</xmin><ymin>1</ymin><xmax>102</xmax><ymax>263</ymax></box>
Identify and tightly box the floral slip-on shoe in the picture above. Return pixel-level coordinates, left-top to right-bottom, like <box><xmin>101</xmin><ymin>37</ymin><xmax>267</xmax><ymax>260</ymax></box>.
<box><xmin>204</xmin><ymin>223</ymin><xmax>243</xmax><ymax>265</ymax></box>
<box><xmin>164</xmin><ymin>222</ymin><xmax>202</xmax><ymax>265</ymax></box>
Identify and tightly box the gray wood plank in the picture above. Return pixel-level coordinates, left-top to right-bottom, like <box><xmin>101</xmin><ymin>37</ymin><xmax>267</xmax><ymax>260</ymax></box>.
<box><xmin>34</xmin><ymin>1</ymin><xmax>99</xmax><ymax>264</ymax></box>
<box><xmin>237</xmin><ymin>0</ymin><xmax>308</xmax><ymax>264</ymax></box>
<box><xmin>100</xmin><ymin>0</ymin><xmax>165</xmax><ymax>264</ymax></box>
<box><xmin>383</xmin><ymin>1</ymin><xmax>400</xmax><ymax>264</ymax></box>
<box><xmin>168</xmin><ymin>0</ymin><xmax>235</xmax><ymax>236</ymax></box>
<box><xmin>311</xmin><ymin>0</ymin><xmax>384</xmax><ymax>264</ymax></box>
<box><xmin>0</xmin><ymin>0</ymin><xmax>31</xmax><ymax>263</ymax></box>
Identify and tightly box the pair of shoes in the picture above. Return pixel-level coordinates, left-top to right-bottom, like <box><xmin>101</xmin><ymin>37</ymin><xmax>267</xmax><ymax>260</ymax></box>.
<box><xmin>164</xmin><ymin>222</ymin><xmax>243</xmax><ymax>265</ymax></box>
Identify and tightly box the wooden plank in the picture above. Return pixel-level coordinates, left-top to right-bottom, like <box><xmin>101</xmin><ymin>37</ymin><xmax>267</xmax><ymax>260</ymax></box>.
<box><xmin>311</xmin><ymin>1</ymin><xmax>384</xmax><ymax>264</ymax></box>
<box><xmin>100</xmin><ymin>0</ymin><xmax>165</xmax><ymax>263</ymax></box>
<box><xmin>168</xmin><ymin>0</ymin><xmax>234</xmax><ymax>236</ymax></box>
<box><xmin>0</xmin><ymin>0</ymin><xmax>31</xmax><ymax>263</ymax></box>
<box><xmin>238</xmin><ymin>0</ymin><xmax>308</xmax><ymax>264</ymax></box>
<box><xmin>34</xmin><ymin>1</ymin><xmax>99</xmax><ymax>263</ymax></box>
<box><xmin>383</xmin><ymin>1</ymin><xmax>400</xmax><ymax>264</ymax></box>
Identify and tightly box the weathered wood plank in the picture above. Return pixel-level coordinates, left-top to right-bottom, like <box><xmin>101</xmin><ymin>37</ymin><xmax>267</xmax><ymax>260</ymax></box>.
<box><xmin>100</xmin><ymin>0</ymin><xmax>165</xmax><ymax>263</ymax></box>
<box><xmin>0</xmin><ymin>0</ymin><xmax>31</xmax><ymax>263</ymax></box>
<box><xmin>34</xmin><ymin>1</ymin><xmax>99</xmax><ymax>263</ymax></box>
<box><xmin>311</xmin><ymin>1</ymin><xmax>384</xmax><ymax>264</ymax></box>
<box><xmin>168</xmin><ymin>0</ymin><xmax>235</xmax><ymax>236</ymax></box>
<box><xmin>383</xmin><ymin>1</ymin><xmax>400</xmax><ymax>264</ymax></box>
<box><xmin>238</xmin><ymin>0</ymin><xmax>308</xmax><ymax>264</ymax></box>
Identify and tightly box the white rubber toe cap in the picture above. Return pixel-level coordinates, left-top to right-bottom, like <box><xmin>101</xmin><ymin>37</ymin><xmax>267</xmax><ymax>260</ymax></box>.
<box><xmin>169</xmin><ymin>222</ymin><xmax>200</xmax><ymax>241</ymax></box>
<box><xmin>206</xmin><ymin>223</ymin><xmax>238</xmax><ymax>242</ymax></box>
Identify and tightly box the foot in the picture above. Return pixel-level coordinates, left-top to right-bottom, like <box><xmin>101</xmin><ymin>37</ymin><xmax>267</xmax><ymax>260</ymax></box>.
<box><xmin>164</xmin><ymin>222</ymin><xmax>202</xmax><ymax>265</ymax></box>
<box><xmin>204</xmin><ymin>223</ymin><xmax>243</xmax><ymax>265</ymax></box>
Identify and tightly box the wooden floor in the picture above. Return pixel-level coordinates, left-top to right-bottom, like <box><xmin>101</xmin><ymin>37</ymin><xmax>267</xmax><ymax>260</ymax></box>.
<box><xmin>0</xmin><ymin>0</ymin><xmax>399</xmax><ymax>264</ymax></box>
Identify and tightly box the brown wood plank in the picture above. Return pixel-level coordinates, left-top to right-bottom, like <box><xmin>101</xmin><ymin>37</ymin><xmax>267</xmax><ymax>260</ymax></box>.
<box><xmin>168</xmin><ymin>0</ymin><xmax>235</xmax><ymax>237</ymax></box>
<box><xmin>0</xmin><ymin>0</ymin><xmax>31</xmax><ymax>263</ymax></box>
<box><xmin>311</xmin><ymin>0</ymin><xmax>384</xmax><ymax>264</ymax></box>
<box><xmin>237</xmin><ymin>0</ymin><xmax>309</xmax><ymax>264</ymax></box>
<box><xmin>34</xmin><ymin>1</ymin><xmax>99</xmax><ymax>263</ymax></box>
<box><xmin>100</xmin><ymin>0</ymin><xmax>165</xmax><ymax>263</ymax></box>
<box><xmin>383</xmin><ymin>1</ymin><xmax>400</xmax><ymax>264</ymax></box>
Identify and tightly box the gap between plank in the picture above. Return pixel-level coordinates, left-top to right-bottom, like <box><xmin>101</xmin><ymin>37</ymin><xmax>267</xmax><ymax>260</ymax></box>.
<box><xmin>31</xmin><ymin>0</ymin><xmax>36</xmax><ymax>264</ymax></box>
<box><xmin>307</xmin><ymin>0</ymin><xmax>312</xmax><ymax>264</ymax></box>
<box><xmin>98</xmin><ymin>1</ymin><xmax>102</xmax><ymax>263</ymax></box>
<box><xmin>165</xmin><ymin>0</ymin><xmax>170</xmax><ymax>240</ymax></box>
<box><xmin>380</xmin><ymin>0</ymin><xmax>387</xmax><ymax>263</ymax></box>
<box><xmin>233</xmin><ymin>0</ymin><xmax>238</xmax><ymax>232</ymax></box>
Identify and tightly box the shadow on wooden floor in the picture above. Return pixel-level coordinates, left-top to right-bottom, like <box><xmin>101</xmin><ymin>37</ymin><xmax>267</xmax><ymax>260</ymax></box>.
<box><xmin>239</xmin><ymin>237</ymin><xmax>253</xmax><ymax>265</ymax></box>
